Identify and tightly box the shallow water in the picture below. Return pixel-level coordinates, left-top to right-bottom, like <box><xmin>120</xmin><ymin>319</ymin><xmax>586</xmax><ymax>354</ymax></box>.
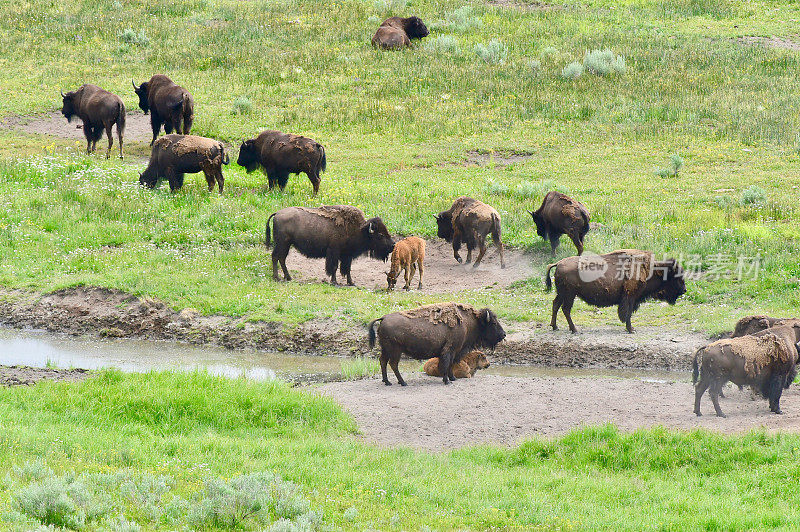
<box><xmin>0</xmin><ymin>327</ymin><xmax>687</xmax><ymax>382</ymax></box>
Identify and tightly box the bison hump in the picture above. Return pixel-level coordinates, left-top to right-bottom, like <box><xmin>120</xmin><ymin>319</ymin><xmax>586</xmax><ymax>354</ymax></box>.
<box><xmin>400</xmin><ymin>302</ymin><xmax>479</xmax><ymax>328</ymax></box>
<box><xmin>712</xmin><ymin>334</ymin><xmax>790</xmax><ymax>378</ymax></box>
<box><xmin>296</xmin><ymin>205</ymin><xmax>365</xmax><ymax>228</ymax></box>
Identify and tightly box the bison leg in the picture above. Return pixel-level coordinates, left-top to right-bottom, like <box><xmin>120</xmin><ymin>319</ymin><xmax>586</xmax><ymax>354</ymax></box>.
<box><xmin>452</xmin><ymin>229</ymin><xmax>463</xmax><ymax>263</ymax></box>
<box><xmin>117</xmin><ymin>124</ymin><xmax>124</xmax><ymax>160</ymax></box>
<box><xmin>549</xmin><ymin>234</ymin><xmax>560</xmax><ymax>257</ymax></box>
<box><xmin>183</xmin><ymin>113</ymin><xmax>193</xmax><ymax>135</ymax></box>
<box><xmin>561</xmin><ymin>294</ymin><xmax>578</xmax><ymax>333</ymax></box>
<box><xmin>216</xmin><ymin>170</ymin><xmax>224</xmax><ymax>194</ymax></box>
<box><xmin>339</xmin><ymin>256</ymin><xmax>354</xmax><ymax>286</ymax></box>
<box><xmin>439</xmin><ymin>351</ymin><xmax>453</xmax><ymax>385</ymax></box>
<box><xmin>569</xmin><ymin>232</ymin><xmax>584</xmax><ymax>256</ymax></box>
<box><xmin>473</xmin><ymin>235</ymin><xmax>488</xmax><ymax>268</ymax></box>
<box><xmin>618</xmin><ymin>299</ymin><xmax>636</xmax><ymax>333</ymax></box>
<box><xmin>308</xmin><ymin>171</ymin><xmax>320</xmax><ymax>195</ymax></box>
<box><xmin>694</xmin><ymin>376</ymin><xmax>710</xmax><ymax>416</ymax></box>
<box><xmin>271</xmin><ymin>242</ymin><xmax>291</xmax><ymax>281</ymax></box>
<box><xmin>149</xmin><ymin>114</ymin><xmax>162</xmax><ymax>146</ymax></box>
<box><xmin>104</xmin><ymin>123</ymin><xmax>114</xmax><ymax>159</ymax></box>
<box><xmin>417</xmin><ymin>257</ymin><xmax>424</xmax><ymax>289</ymax></box>
<box><xmin>203</xmin><ymin>169</ymin><xmax>216</xmax><ymax>192</ymax></box>
<box><xmin>325</xmin><ymin>249</ymin><xmax>340</xmax><ymax>285</ymax></box>
<box><xmin>389</xmin><ymin>356</ymin><xmax>406</xmax><ymax>387</ymax></box>
<box><xmin>403</xmin><ymin>264</ymin><xmax>413</xmax><ymax>290</ymax></box>
<box><xmin>769</xmin><ymin>374</ymin><xmax>784</xmax><ymax>414</ymax></box>
<box><xmin>276</xmin><ymin>170</ymin><xmax>290</xmax><ymax>191</ymax></box>
<box><xmin>550</xmin><ymin>293</ymin><xmax>563</xmax><ymax>330</ymax></box>
<box><xmin>380</xmin><ymin>344</ymin><xmax>404</xmax><ymax>386</ymax></box>
<box><xmin>709</xmin><ymin>381</ymin><xmax>726</xmax><ymax>418</ymax></box>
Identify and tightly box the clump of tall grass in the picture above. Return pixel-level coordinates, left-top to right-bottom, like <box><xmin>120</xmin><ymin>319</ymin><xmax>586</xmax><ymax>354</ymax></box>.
<box><xmin>653</xmin><ymin>154</ymin><xmax>684</xmax><ymax>178</ymax></box>
<box><xmin>118</xmin><ymin>28</ymin><xmax>149</xmax><ymax>47</ymax></box>
<box><xmin>487</xmin><ymin>179</ymin><xmax>568</xmax><ymax>199</ymax></box>
<box><xmin>425</xmin><ymin>35</ymin><xmax>461</xmax><ymax>55</ymax></box>
<box><xmin>583</xmin><ymin>49</ymin><xmax>626</xmax><ymax>76</ymax></box>
<box><xmin>474</xmin><ymin>39</ymin><xmax>507</xmax><ymax>64</ymax></box>
<box><xmin>231</xmin><ymin>96</ymin><xmax>253</xmax><ymax>116</ymax></box>
<box><xmin>740</xmin><ymin>185</ymin><xmax>767</xmax><ymax>206</ymax></box>
<box><xmin>374</xmin><ymin>0</ymin><xmax>407</xmax><ymax>12</ymax></box>
<box><xmin>443</xmin><ymin>6</ymin><xmax>483</xmax><ymax>32</ymax></box>
<box><xmin>561</xmin><ymin>61</ymin><xmax>583</xmax><ymax>79</ymax></box>
<box><xmin>340</xmin><ymin>356</ymin><xmax>379</xmax><ymax>380</ymax></box>
<box><xmin>528</xmin><ymin>59</ymin><xmax>542</xmax><ymax>76</ymax></box>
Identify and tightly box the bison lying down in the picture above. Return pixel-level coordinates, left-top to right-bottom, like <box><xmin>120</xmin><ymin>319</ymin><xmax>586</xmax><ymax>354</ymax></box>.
<box><xmin>133</xmin><ymin>75</ymin><xmax>194</xmax><ymax>146</ymax></box>
<box><xmin>266</xmin><ymin>205</ymin><xmax>394</xmax><ymax>286</ymax></box>
<box><xmin>436</xmin><ymin>196</ymin><xmax>505</xmax><ymax>268</ymax></box>
<box><xmin>237</xmin><ymin>130</ymin><xmax>326</xmax><ymax>195</ymax></box>
<box><xmin>386</xmin><ymin>236</ymin><xmax>425</xmax><ymax>290</ymax></box>
<box><xmin>693</xmin><ymin>322</ymin><xmax>800</xmax><ymax>417</ymax></box>
<box><xmin>369</xmin><ymin>302</ymin><xmax>505</xmax><ymax>386</ymax></box>
<box><xmin>732</xmin><ymin>315</ymin><xmax>787</xmax><ymax>337</ymax></box>
<box><xmin>61</xmin><ymin>84</ymin><xmax>125</xmax><ymax>159</ymax></box>
<box><xmin>545</xmin><ymin>249</ymin><xmax>686</xmax><ymax>333</ymax></box>
<box><xmin>423</xmin><ymin>350</ymin><xmax>490</xmax><ymax>379</ymax></box>
<box><xmin>529</xmin><ymin>191</ymin><xmax>590</xmax><ymax>256</ymax></box>
<box><xmin>139</xmin><ymin>134</ymin><xmax>228</xmax><ymax>193</ymax></box>
<box><xmin>372</xmin><ymin>16</ymin><xmax>429</xmax><ymax>49</ymax></box>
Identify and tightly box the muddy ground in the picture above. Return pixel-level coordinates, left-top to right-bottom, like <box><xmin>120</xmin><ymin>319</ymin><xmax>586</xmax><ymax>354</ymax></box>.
<box><xmin>0</xmin><ymin>365</ymin><xmax>89</xmax><ymax>387</ymax></box>
<box><xmin>0</xmin><ymin>111</ymin><xmax>154</xmax><ymax>144</ymax></box>
<box><xmin>321</xmin><ymin>374</ymin><xmax>800</xmax><ymax>449</ymax></box>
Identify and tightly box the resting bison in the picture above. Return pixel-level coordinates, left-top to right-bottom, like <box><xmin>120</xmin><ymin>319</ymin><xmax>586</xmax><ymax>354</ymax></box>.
<box><xmin>60</xmin><ymin>84</ymin><xmax>125</xmax><ymax>159</ymax></box>
<box><xmin>423</xmin><ymin>350</ymin><xmax>490</xmax><ymax>379</ymax></box>
<box><xmin>265</xmin><ymin>205</ymin><xmax>394</xmax><ymax>285</ymax></box>
<box><xmin>529</xmin><ymin>191</ymin><xmax>590</xmax><ymax>256</ymax></box>
<box><xmin>133</xmin><ymin>75</ymin><xmax>194</xmax><ymax>146</ymax></box>
<box><xmin>139</xmin><ymin>135</ymin><xmax>228</xmax><ymax>193</ymax></box>
<box><xmin>693</xmin><ymin>324</ymin><xmax>800</xmax><ymax>417</ymax></box>
<box><xmin>436</xmin><ymin>197</ymin><xmax>505</xmax><ymax>268</ymax></box>
<box><xmin>371</xmin><ymin>16</ymin><xmax>429</xmax><ymax>49</ymax></box>
<box><xmin>237</xmin><ymin>130</ymin><xmax>326</xmax><ymax>195</ymax></box>
<box><xmin>545</xmin><ymin>249</ymin><xmax>686</xmax><ymax>333</ymax></box>
<box><xmin>386</xmin><ymin>236</ymin><xmax>425</xmax><ymax>290</ymax></box>
<box><xmin>732</xmin><ymin>315</ymin><xmax>789</xmax><ymax>337</ymax></box>
<box><xmin>368</xmin><ymin>302</ymin><xmax>505</xmax><ymax>385</ymax></box>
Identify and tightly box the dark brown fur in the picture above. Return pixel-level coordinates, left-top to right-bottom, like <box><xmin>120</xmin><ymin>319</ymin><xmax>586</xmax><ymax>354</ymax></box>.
<box><xmin>60</xmin><ymin>84</ymin><xmax>126</xmax><ymax>159</ymax></box>
<box><xmin>237</xmin><ymin>130</ymin><xmax>327</xmax><ymax>195</ymax></box>
<box><xmin>423</xmin><ymin>350</ymin><xmax>490</xmax><ymax>379</ymax></box>
<box><xmin>133</xmin><ymin>75</ymin><xmax>194</xmax><ymax>146</ymax></box>
<box><xmin>436</xmin><ymin>197</ymin><xmax>505</xmax><ymax>268</ymax></box>
<box><xmin>371</xmin><ymin>16</ymin><xmax>429</xmax><ymax>49</ymax></box>
<box><xmin>529</xmin><ymin>191</ymin><xmax>590</xmax><ymax>256</ymax></box>
<box><xmin>732</xmin><ymin>315</ymin><xmax>787</xmax><ymax>337</ymax></box>
<box><xmin>265</xmin><ymin>205</ymin><xmax>394</xmax><ymax>285</ymax></box>
<box><xmin>368</xmin><ymin>303</ymin><xmax>505</xmax><ymax>386</ymax></box>
<box><xmin>545</xmin><ymin>249</ymin><xmax>686</xmax><ymax>333</ymax></box>
<box><xmin>139</xmin><ymin>135</ymin><xmax>228</xmax><ymax>193</ymax></box>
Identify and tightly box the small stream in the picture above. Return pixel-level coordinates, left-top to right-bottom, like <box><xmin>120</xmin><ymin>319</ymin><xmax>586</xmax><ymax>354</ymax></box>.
<box><xmin>0</xmin><ymin>327</ymin><xmax>686</xmax><ymax>383</ymax></box>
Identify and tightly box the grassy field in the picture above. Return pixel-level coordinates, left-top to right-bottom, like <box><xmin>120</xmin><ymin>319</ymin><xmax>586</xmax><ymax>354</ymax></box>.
<box><xmin>0</xmin><ymin>0</ymin><xmax>799</xmax><ymax>332</ymax></box>
<box><xmin>0</xmin><ymin>371</ymin><xmax>799</xmax><ymax>530</ymax></box>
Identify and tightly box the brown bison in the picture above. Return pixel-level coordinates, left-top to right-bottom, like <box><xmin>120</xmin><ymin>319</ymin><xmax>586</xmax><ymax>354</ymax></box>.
<box><xmin>529</xmin><ymin>191</ymin><xmax>590</xmax><ymax>256</ymax></box>
<box><xmin>371</xmin><ymin>16</ymin><xmax>429</xmax><ymax>49</ymax></box>
<box><xmin>732</xmin><ymin>315</ymin><xmax>788</xmax><ymax>337</ymax></box>
<box><xmin>236</xmin><ymin>130</ymin><xmax>326</xmax><ymax>195</ymax></box>
<box><xmin>386</xmin><ymin>236</ymin><xmax>425</xmax><ymax>290</ymax></box>
<box><xmin>693</xmin><ymin>323</ymin><xmax>800</xmax><ymax>417</ymax></box>
<box><xmin>132</xmin><ymin>75</ymin><xmax>194</xmax><ymax>146</ymax></box>
<box><xmin>60</xmin><ymin>84</ymin><xmax>126</xmax><ymax>159</ymax></box>
<box><xmin>265</xmin><ymin>205</ymin><xmax>394</xmax><ymax>285</ymax></box>
<box><xmin>139</xmin><ymin>135</ymin><xmax>228</xmax><ymax>193</ymax></box>
<box><xmin>368</xmin><ymin>302</ymin><xmax>506</xmax><ymax>385</ymax></box>
<box><xmin>436</xmin><ymin>197</ymin><xmax>505</xmax><ymax>268</ymax></box>
<box><xmin>545</xmin><ymin>249</ymin><xmax>686</xmax><ymax>333</ymax></box>
<box><xmin>423</xmin><ymin>350</ymin><xmax>490</xmax><ymax>379</ymax></box>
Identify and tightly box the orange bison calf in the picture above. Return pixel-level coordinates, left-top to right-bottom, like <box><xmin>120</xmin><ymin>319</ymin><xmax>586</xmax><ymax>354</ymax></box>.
<box><xmin>423</xmin><ymin>350</ymin><xmax>490</xmax><ymax>379</ymax></box>
<box><xmin>386</xmin><ymin>236</ymin><xmax>425</xmax><ymax>290</ymax></box>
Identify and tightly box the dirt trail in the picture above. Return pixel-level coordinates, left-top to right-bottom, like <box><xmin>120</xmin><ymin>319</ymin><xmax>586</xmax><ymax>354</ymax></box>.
<box><xmin>0</xmin><ymin>111</ymin><xmax>154</xmax><ymax>143</ymax></box>
<box><xmin>281</xmin><ymin>239</ymin><xmax>533</xmax><ymax>292</ymax></box>
<box><xmin>320</xmin><ymin>374</ymin><xmax>800</xmax><ymax>450</ymax></box>
<box><xmin>737</xmin><ymin>35</ymin><xmax>800</xmax><ymax>51</ymax></box>
<box><xmin>0</xmin><ymin>365</ymin><xmax>89</xmax><ymax>387</ymax></box>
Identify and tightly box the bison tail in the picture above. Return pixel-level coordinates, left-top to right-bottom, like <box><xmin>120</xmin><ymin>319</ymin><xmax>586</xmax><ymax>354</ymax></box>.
<box><xmin>579</xmin><ymin>207</ymin><xmax>590</xmax><ymax>237</ymax></box>
<box><xmin>265</xmin><ymin>212</ymin><xmax>276</xmax><ymax>248</ymax></box>
<box><xmin>692</xmin><ymin>348</ymin><xmax>700</xmax><ymax>384</ymax></box>
<box><xmin>544</xmin><ymin>262</ymin><xmax>557</xmax><ymax>292</ymax></box>
<box><xmin>319</xmin><ymin>144</ymin><xmax>327</xmax><ymax>173</ymax></box>
<box><xmin>116</xmin><ymin>101</ymin><xmax>126</xmax><ymax>135</ymax></box>
<box><xmin>368</xmin><ymin>318</ymin><xmax>383</xmax><ymax>349</ymax></box>
<box><xmin>221</xmin><ymin>145</ymin><xmax>230</xmax><ymax>165</ymax></box>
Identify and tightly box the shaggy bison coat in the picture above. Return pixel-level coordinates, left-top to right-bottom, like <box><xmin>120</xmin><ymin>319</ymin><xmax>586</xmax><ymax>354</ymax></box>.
<box><xmin>693</xmin><ymin>323</ymin><xmax>800</xmax><ymax>417</ymax></box>
<box><xmin>529</xmin><ymin>191</ymin><xmax>590</xmax><ymax>256</ymax></box>
<box><xmin>423</xmin><ymin>350</ymin><xmax>490</xmax><ymax>379</ymax></box>
<box><xmin>368</xmin><ymin>302</ymin><xmax>506</xmax><ymax>386</ymax></box>
<box><xmin>545</xmin><ymin>249</ymin><xmax>686</xmax><ymax>333</ymax></box>
<box><xmin>60</xmin><ymin>84</ymin><xmax>126</xmax><ymax>159</ymax></box>
<box><xmin>436</xmin><ymin>197</ymin><xmax>505</xmax><ymax>268</ymax></box>
<box><xmin>139</xmin><ymin>135</ymin><xmax>228</xmax><ymax>193</ymax></box>
<box><xmin>265</xmin><ymin>205</ymin><xmax>394</xmax><ymax>286</ymax></box>
<box><xmin>133</xmin><ymin>75</ymin><xmax>194</xmax><ymax>146</ymax></box>
<box><xmin>386</xmin><ymin>236</ymin><xmax>425</xmax><ymax>290</ymax></box>
<box><xmin>732</xmin><ymin>315</ymin><xmax>790</xmax><ymax>337</ymax></box>
<box><xmin>236</xmin><ymin>130</ymin><xmax>326</xmax><ymax>195</ymax></box>
<box><xmin>371</xmin><ymin>16</ymin><xmax>429</xmax><ymax>49</ymax></box>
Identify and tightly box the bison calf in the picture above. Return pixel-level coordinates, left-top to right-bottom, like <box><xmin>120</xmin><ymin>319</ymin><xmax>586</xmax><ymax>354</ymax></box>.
<box><xmin>133</xmin><ymin>75</ymin><xmax>194</xmax><ymax>146</ymax></box>
<box><xmin>237</xmin><ymin>130</ymin><xmax>326</xmax><ymax>195</ymax></box>
<box><xmin>436</xmin><ymin>196</ymin><xmax>505</xmax><ymax>269</ymax></box>
<box><xmin>61</xmin><ymin>84</ymin><xmax>125</xmax><ymax>159</ymax></box>
<box><xmin>368</xmin><ymin>302</ymin><xmax>505</xmax><ymax>386</ymax></box>
<box><xmin>139</xmin><ymin>135</ymin><xmax>228</xmax><ymax>193</ymax></box>
<box><xmin>386</xmin><ymin>236</ymin><xmax>425</xmax><ymax>290</ymax></box>
<box><xmin>423</xmin><ymin>350</ymin><xmax>490</xmax><ymax>379</ymax></box>
<box><xmin>372</xmin><ymin>16</ymin><xmax>429</xmax><ymax>49</ymax></box>
<box><xmin>529</xmin><ymin>191</ymin><xmax>590</xmax><ymax>256</ymax></box>
<box><xmin>545</xmin><ymin>249</ymin><xmax>686</xmax><ymax>333</ymax></box>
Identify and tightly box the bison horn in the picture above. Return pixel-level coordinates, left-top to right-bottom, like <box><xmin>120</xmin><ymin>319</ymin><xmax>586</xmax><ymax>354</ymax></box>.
<box><xmin>60</xmin><ymin>89</ymin><xmax>65</xmax><ymax>97</ymax></box>
<box><xmin>368</xmin><ymin>222</ymin><xmax>375</xmax><ymax>234</ymax></box>
<box><xmin>527</xmin><ymin>210</ymin><xmax>534</xmax><ymax>216</ymax></box>
<box><xmin>132</xmin><ymin>80</ymin><xmax>139</xmax><ymax>90</ymax></box>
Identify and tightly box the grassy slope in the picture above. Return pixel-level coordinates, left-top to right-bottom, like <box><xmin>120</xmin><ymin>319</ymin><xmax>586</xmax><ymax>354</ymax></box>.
<box><xmin>1</xmin><ymin>371</ymin><xmax>800</xmax><ymax>530</ymax></box>
<box><xmin>0</xmin><ymin>0</ymin><xmax>799</xmax><ymax>334</ymax></box>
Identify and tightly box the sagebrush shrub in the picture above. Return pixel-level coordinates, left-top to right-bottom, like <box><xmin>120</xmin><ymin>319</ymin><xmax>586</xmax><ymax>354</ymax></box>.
<box><xmin>582</xmin><ymin>49</ymin><xmax>626</xmax><ymax>76</ymax></box>
<box><xmin>425</xmin><ymin>35</ymin><xmax>460</xmax><ymax>55</ymax></box>
<box><xmin>15</xmin><ymin>477</ymin><xmax>95</xmax><ymax>529</ymax></box>
<box><xmin>561</xmin><ymin>61</ymin><xmax>583</xmax><ymax>79</ymax></box>
<box><xmin>12</xmin><ymin>460</ymin><xmax>53</xmax><ymax>482</ymax></box>
<box><xmin>444</xmin><ymin>6</ymin><xmax>483</xmax><ymax>32</ymax></box>
<box><xmin>654</xmin><ymin>154</ymin><xmax>683</xmax><ymax>178</ymax></box>
<box><xmin>118</xmin><ymin>28</ymin><xmax>149</xmax><ymax>47</ymax></box>
<box><xmin>741</xmin><ymin>185</ymin><xmax>767</xmax><ymax>205</ymax></box>
<box><xmin>231</xmin><ymin>96</ymin><xmax>253</xmax><ymax>116</ymax></box>
<box><xmin>474</xmin><ymin>39</ymin><xmax>507</xmax><ymax>64</ymax></box>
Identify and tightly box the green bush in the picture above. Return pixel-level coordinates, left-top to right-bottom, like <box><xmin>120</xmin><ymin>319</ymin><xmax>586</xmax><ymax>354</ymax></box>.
<box><xmin>741</xmin><ymin>185</ymin><xmax>767</xmax><ymax>206</ymax></box>
<box><xmin>582</xmin><ymin>49</ymin><xmax>626</xmax><ymax>76</ymax></box>
<box><xmin>654</xmin><ymin>154</ymin><xmax>684</xmax><ymax>178</ymax></box>
<box><xmin>15</xmin><ymin>476</ymin><xmax>97</xmax><ymax>529</ymax></box>
<box><xmin>425</xmin><ymin>35</ymin><xmax>461</xmax><ymax>55</ymax></box>
<box><xmin>118</xmin><ymin>28</ymin><xmax>149</xmax><ymax>47</ymax></box>
<box><xmin>443</xmin><ymin>6</ymin><xmax>483</xmax><ymax>32</ymax></box>
<box><xmin>561</xmin><ymin>61</ymin><xmax>583</xmax><ymax>79</ymax></box>
<box><xmin>474</xmin><ymin>39</ymin><xmax>507</xmax><ymax>64</ymax></box>
<box><xmin>231</xmin><ymin>96</ymin><xmax>253</xmax><ymax>116</ymax></box>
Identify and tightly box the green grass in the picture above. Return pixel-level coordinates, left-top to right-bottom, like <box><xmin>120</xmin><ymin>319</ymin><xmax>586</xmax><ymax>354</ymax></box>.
<box><xmin>1</xmin><ymin>371</ymin><xmax>800</xmax><ymax>530</ymax></box>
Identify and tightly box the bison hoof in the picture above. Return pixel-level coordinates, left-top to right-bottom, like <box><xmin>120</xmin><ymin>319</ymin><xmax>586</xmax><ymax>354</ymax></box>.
<box><xmin>695</xmin><ymin>412</ymin><xmax>702</xmax><ymax>417</ymax></box>
<box><xmin>472</xmin><ymin>263</ymin><xmax>480</xmax><ymax>269</ymax></box>
<box><xmin>715</xmin><ymin>413</ymin><xmax>727</xmax><ymax>418</ymax></box>
<box><xmin>417</xmin><ymin>284</ymin><xmax>423</xmax><ymax>290</ymax></box>
<box><xmin>399</xmin><ymin>381</ymin><xmax>407</xmax><ymax>387</ymax></box>
<box><xmin>383</xmin><ymin>381</ymin><xmax>392</xmax><ymax>386</ymax></box>
<box><xmin>773</xmin><ymin>409</ymin><xmax>784</xmax><ymax>415</ymax></box>
<box><xmin>455</xmin><ymin>257</ymin><xmax>462</xmax><ymax>264</ymax></box>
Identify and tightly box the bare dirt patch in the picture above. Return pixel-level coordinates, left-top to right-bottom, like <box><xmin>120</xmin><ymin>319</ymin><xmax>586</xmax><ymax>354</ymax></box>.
<box><xmin>736</xmin><ymin>35</ymin><xmax>800</xmax><ymax>51</ymax></box>
<box><xmin>281</xmin><ymin>238</ymin><xmax>533</xmax><ymax>292</ymax></box>
<box><xmin>0</xmin><ymin>365</ymin><xmax>89</xmax><ymax>387</ymax></box>
<box><xmin>488</xmin><ymin>0</ymin><xmax>561</xmax><ymax>11</ymax></box>
<box><xmin>443</xmin><ymin>150</ymin><xmax>537</xmax><ymax>168</ymax></box>
<box><xmin>0</xmin><ymin>111</ymin><xmax>155</xmax><ymax>143</ymax></box>
<box><xmin>320</xmin><ymin>374</ymin><xmax>800</xmax><ymax>450</ymax></box>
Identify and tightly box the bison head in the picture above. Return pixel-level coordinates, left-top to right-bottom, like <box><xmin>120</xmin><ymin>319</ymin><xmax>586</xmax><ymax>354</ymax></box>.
<box><xmin>386</xmin><ymin>270</ymin><xmax>399</xmax><ymax>290</ymax></box>
<box><xmin>653</xmin><ymin>259</ymin><xmax>686</xmax><ymax>305</ymax></box>
<box><xmin>60</xmin><ymin>90</ymin><xmax>78</xmax><ymax>122</ymax></box>
<box><xmin>476</xmin><ymin>308</ymin><xmax>506</xmax><ymax>349</ymax></box>
<box><xmin>528</xmin><ymin>209</ymin><xmax>547</xmax><ymax>238</ymax></box>
<box><xmin>435</xmin><ymin>211</ymin><xmax>453</xmax><ymax>241</ymax></box>
<box><xmin>139</xmin><ymin>169</ymin><xmax>158</xmax><ymax>189</ymax></box>
<box><xmin>133</xmin><ymin>80</ymin><xmax>150</xmax><ymax>114</ymax></box>
<box><xmin>236</xmin><ymin>139</ymin><xmax>260</xmax><ymax>173</ymax></box>
<box><xmin>475</xmin><ymin>352</ymin><xmax>490</xmax><ymax>370</ymax></box>
<box><xmin>363</xmin><ymin>217</ymin><xmax>394</xmax><ymax>262</ymax></box>
<box><xmin>404</xmin><ymin>16</ymin><xmax>429</xmax><ymax>40</ymax></box>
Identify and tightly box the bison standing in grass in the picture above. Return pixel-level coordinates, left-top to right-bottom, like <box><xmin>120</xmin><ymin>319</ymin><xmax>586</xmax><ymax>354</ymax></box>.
<box><xmin>371</xmin><ymin>16</ymin><xmax>429</xmax><ymax>49</ymax></box>
<box><xmin>423</xmin><ymin>350</ymin><xmax>490</xmax><ymax>379</ymax></box>
<box><xmin>139</xmin><ymin>134</ymin><xmax>228</xmax><ymax>193</ymax></box>
<box><xmin>237</xmin><ymin>130</ymin><xmax>326</xmax><ymax>195</ymax></box>
<box><xmin>60</xmin><ymin>84</ymin><xmax>126</xmax><ymax>159</ymax></box>
<box><xmin>265</xmin><ymin>205</ymin><xmax>394</xmax><ymax>286</ymax></box>
<box><xmin>133</xmin><ymin>75</ymin><xmax>194</xmax><ymax>146</ymax></box>
<box><xmin>369</xmin><ymin>302</ymin><xmax>505</xmax><ymax>386</ymax></box>
<box><xmin>529</xmin><ymin>191</ymin><xmax>590</xmax><ymax>256</ymax></box>
<box><xmin>545</xmin><ymin>249</ymin><xmax>686</xmax><ymax>333</ymax></box>
<box><xmin>436</xmin><ymin>196</ymin><xmax>505</xmax><ymax>269</ymax></box>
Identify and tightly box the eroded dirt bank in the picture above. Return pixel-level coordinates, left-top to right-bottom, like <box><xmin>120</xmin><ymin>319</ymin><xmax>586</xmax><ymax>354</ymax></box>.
<box><xmin>0</xmin><ymin>365</ymin><xmax>89</xmax><ymax>387</ymax></box>
<box><xmin>0</xmin><ymin>286</ymin><xmax>708</xmax><ymax>370</ymax></box>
